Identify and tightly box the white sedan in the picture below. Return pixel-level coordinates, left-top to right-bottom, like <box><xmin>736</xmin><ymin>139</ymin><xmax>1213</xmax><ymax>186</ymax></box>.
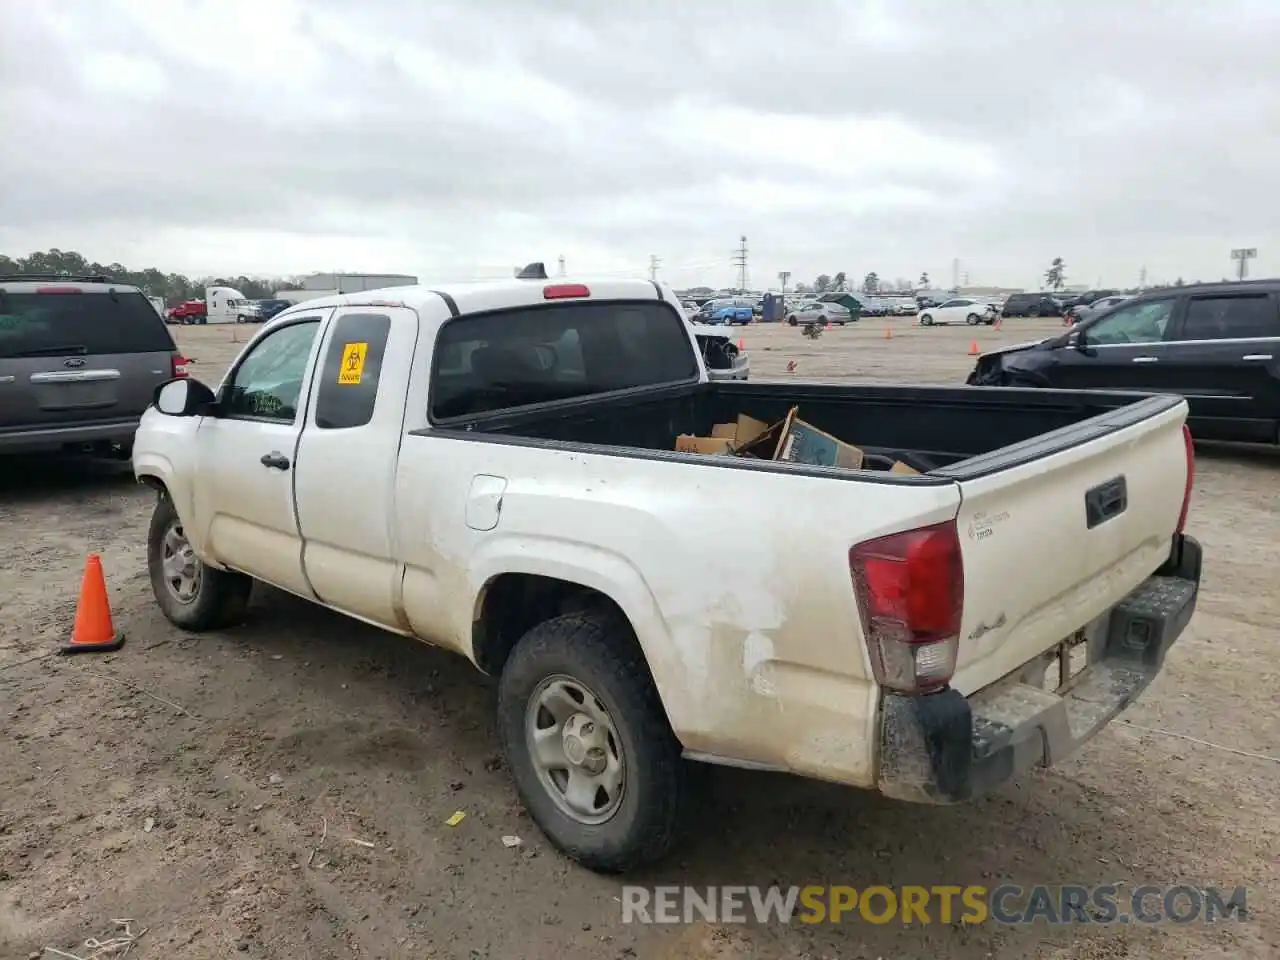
<box><xmin>917</xmin><ymin>298</ymin><xmax>998</xmax><ymax>326</ymax></box>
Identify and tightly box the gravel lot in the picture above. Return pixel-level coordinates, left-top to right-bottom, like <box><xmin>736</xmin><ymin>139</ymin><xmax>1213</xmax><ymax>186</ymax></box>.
<box><xmin>2</xmin><ymin>316</ymin><xmax>1277</xmax><ymax>959</ymax></box>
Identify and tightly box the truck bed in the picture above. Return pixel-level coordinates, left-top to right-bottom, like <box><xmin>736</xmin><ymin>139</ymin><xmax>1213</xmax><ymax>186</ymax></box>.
<box><xmin>451</xmin><ymin>380</ymin><xmax>1183</xmax><ymax>477</ymax></box>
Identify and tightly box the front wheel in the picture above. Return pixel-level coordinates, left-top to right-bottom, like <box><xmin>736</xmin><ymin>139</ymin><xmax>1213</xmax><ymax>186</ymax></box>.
<box><xmin>498</xmin><ymin>612</ymin><xmax>691</xmax><ymax>873</ymax></box>
<box><xmin>787</xmin><ymin>315</ymin><xmax>798</xmax><ymax>326</ymax></box>
<box><xmin>1028</xmin><ymin>305</ymin><xmax>1041</xmax><ymax>318</ymax></box>
<box><xmin>920</xmin><ymin>314</ymin><xmax>934</xmax><ymax>325</ymax></box>
<box><xmin>148</xmin><ymin>495</ymin><xmax>253</xmax><ymax>631</ymax></box>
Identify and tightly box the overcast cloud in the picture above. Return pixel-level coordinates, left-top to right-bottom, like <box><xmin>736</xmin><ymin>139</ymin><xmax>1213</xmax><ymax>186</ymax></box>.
<box><xmin>2</xmin><ymin>0</ymin><xmax>1278</xmax><ymax>290</ymax></box>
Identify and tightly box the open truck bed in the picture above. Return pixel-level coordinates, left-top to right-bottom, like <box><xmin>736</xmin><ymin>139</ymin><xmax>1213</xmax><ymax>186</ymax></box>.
<box><xmin>450</xmin><ymin>378</ymin><xmax>1184</xmax><ymax>479</ymax></box>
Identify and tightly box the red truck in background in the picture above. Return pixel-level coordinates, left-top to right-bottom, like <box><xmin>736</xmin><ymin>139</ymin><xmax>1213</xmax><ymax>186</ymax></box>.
<box><xmin>166</xmin><ymin>300</ymin><xmax>207</xmax><ymax>324</ymax></box>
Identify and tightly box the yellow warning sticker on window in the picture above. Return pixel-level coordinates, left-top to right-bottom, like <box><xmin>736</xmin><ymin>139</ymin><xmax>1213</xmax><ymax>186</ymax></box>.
<box><xmin>338</xmin><ymin>342</ymin><xmax>368</xmax><ymax>385</ymax></box>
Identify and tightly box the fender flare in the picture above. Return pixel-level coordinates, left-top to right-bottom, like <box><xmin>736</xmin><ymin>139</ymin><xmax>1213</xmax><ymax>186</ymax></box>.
<box><xmin>467</xmin><ymin>540</ymin><xmax>695</xmax><ymax>735</ymax></box>
<box><xmin>132</xmin><ymin>454</ymin><xmax>224</xmax><ymax>568</ymax></box>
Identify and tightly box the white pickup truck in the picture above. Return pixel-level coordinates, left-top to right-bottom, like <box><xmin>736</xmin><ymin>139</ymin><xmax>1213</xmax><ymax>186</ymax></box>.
<box><xmin>133</xmin><ymin>267</ymin><xmax>1202</xmax><ymax>873</ymax></box>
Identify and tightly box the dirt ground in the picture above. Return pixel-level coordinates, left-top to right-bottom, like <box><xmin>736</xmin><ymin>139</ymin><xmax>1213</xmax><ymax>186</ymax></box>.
<box><xmin>2</xmin><ymin>316</ymin><xmax>1277</xmax><ymax>959</ymax></box>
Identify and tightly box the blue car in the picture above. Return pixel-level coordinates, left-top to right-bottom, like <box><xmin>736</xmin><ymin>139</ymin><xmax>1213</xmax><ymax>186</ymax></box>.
<box><xmin>693</xmin><ymin>297</ymin><xmax>754</xmax><ymax>325</ymax></box>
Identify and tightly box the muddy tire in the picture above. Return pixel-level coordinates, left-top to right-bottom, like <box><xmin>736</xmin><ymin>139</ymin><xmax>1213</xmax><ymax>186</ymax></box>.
<box><xmin>148</xmin><ymin>495</ymin><xmax>253</xmax><ymax>631</ymax></box>
<box><xmin>498</xmin><ymin>611</ymin><xmax>690</xmax><ymax>873</ymax></box>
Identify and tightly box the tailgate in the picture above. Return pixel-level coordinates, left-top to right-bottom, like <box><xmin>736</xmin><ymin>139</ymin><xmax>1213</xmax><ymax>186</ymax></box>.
<box><xmin>941</xmin><ymin>395</ymin><xmax>1190</xmax><ymax>695</ymax></box>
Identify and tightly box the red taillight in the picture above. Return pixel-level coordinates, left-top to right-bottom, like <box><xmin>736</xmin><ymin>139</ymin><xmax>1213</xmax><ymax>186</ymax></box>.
<box><xmin>543</xmin><ymin>283</ymin><xmax>590</xmax><ymax>300</ymax></box>
<box><xmin>850</xmin><ymin>520</ymin><xmax>964</xmax><ymax>695</ymax></box>
<box><xmin>171</xmin><ymin>352</ymin><xmax>189</xmax><ymax>378</ymax></box>
<box><xmin>1176</xmin><ymin>423</ymin><xmax>1195</xmax><ymax>533</ymax></box>
<box><xmin>36</xmin><ymin>286</ymin><xmax>82</xmax><ymax>294</ymax></box>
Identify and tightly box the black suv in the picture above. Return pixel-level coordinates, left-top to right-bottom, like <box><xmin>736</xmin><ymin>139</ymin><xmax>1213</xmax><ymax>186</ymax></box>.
<box><xmin>967</xmin><ymin>280</ymin><xmax>1280</xmax><ymax>444</ymax></box>
<box><xmin>1000</xmin><ymin>292</ymin><xmax>1064</xmax><ymax>318</ymax></box>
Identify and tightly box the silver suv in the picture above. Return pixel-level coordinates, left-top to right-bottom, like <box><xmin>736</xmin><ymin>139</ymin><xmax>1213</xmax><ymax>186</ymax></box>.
<box><xmin>0</xmin><ymin>275</ymin><xmax>184</xmax><ymax>458</ymax></box>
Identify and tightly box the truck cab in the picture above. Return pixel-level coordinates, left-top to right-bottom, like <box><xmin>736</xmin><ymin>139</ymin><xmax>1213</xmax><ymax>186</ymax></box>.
<box><xmin>204</xmin><ymin>286</ymin><xmax>259</xmax><ymax>324</ymax></box>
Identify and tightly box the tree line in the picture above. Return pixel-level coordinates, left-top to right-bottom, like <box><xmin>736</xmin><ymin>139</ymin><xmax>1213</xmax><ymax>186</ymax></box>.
<box><xmin>0</xmin><ymin>249</ymin><xmax>303</xmax><ymax>305</ymax></box>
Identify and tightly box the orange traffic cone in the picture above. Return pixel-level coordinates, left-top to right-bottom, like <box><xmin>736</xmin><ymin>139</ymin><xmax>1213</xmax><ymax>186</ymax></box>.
<box><xmin>738</xmin><ymin>339</ymin><xmax>745</xmax><ymax>350</ymax></box>
<box><xmin>786</xmin><ymin>359</ymin><xmax>797</xmax><ymax>372</ymax></box>
<box><xmin>884</xmin><ymin>326</ymin><xmax>893</xmax><ymax>339</ymax></box>
<box><xmin>825</xmin><ymin>322</ymin><xmax>832</xmax><ymax>331</ymax></box>
<box><xmin>968</xmin><ymin>340</ymin><xmax>980</xmax><ymax>356</ymax></box>
<box><xmin>61</xmin><ymin>555</ymin><xmax>125</xmax><ymax>655</ymax></box>
<box><xmin>994</xmin><ymin>317</ymin><xmax>1002</xmax><ymax>330</ymax></box>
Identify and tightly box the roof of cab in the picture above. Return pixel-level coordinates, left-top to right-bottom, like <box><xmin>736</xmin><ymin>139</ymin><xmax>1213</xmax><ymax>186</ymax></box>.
<box><xmin>269</xmin><ymin>276</ymin><xmax>670</xmax><ymax>328</ymax></box>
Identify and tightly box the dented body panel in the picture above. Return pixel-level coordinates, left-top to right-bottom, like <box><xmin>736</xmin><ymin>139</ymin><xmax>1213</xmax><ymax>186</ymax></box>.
<box><xmin>135</xmin><ymin>274</ymin><xmax>1201</xmax><ymax>799</ymax></box>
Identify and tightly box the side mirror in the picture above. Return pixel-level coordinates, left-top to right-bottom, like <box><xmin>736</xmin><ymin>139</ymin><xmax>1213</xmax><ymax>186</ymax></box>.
<box><xmin>153</xmin><ymin>377</ymin><xmax>216</xmax><ymax>416</ymax></box>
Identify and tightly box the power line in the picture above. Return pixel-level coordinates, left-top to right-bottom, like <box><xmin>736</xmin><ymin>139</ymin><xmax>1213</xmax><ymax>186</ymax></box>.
<box><xmin>732</xmin><ymin>236</ymin><xmax>749</xmax><ymax>293</ymax></box>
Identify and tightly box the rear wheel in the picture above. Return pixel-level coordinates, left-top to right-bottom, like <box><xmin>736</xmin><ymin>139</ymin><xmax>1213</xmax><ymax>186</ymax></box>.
<box><xmin>1028</xmin><ymin>305</ymin><xmax>1041</xmax><ymax>318</ymax></box>
<box><xmin>148</xmin><ymin>495</ymin><xmax>253</xmax><ymax>631</ymax></box>
<box><xmin>966</xmin><ymin>313</ymin><xmax>981</xmax><ymax>325</ymax></box>
<box><xmin>498</xmin><ymin>611</ymin><xmax>691</xmax><ymax>873</ymax></box>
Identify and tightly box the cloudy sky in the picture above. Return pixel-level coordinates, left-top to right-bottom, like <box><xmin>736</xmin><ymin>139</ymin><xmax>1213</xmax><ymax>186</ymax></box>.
<box><xmin>2</xmin><ymin>0</ymin><xmax>1278</xmax><ymax>291</ymax></box>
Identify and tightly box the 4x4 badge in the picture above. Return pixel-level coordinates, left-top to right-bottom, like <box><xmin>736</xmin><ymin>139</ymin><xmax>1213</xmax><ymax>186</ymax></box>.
<box><xmin>63</xmin><ymin>358</ymin><xmax>86</xmax><ymax>368</ymax></box>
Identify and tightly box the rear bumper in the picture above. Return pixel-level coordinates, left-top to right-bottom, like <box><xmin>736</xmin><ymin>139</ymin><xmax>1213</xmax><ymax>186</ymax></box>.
<box><xmin>878</xmin><ymin>534</ymin><xmax>1201</xmax><ymax>804</ymax></box>
<box><xmin>706</xmin><ymin>355</ymin><xmax>751</xmax><ymax>381</ymax></box>
<box><xmin>0</xmin><ymin>418</ymin><xmax>141</xmax><ymax>454</ymax></box>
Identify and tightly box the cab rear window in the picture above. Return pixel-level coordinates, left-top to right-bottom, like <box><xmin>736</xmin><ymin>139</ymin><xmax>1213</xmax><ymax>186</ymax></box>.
<box><xmin>0</xmin><ymin>290</ymin><xmax>176</xmax><ymax>358</ymax></box>
<box><xmin>431</xmin><ymin>300</ymin><xmax>698</xmax><ymax>420</ymax></box>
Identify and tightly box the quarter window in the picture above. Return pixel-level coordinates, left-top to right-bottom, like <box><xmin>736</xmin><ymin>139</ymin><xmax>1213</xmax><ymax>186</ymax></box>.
<box><xmin>222</xmin><ymin>320</ymin><xmax>320</xmax><ymax>421</ymax></box>
<box><xmin>313</xmin><ymin>313</ymin><xmax>392</xmax><ymax>429</ymax></box>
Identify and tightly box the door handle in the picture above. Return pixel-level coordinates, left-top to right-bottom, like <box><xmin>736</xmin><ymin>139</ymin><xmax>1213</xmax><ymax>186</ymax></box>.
<box><xmin>1131</xmin><ymin>356</ymin><xmax>1158</xmax><ymax>363</ymax></box>
<box><xmin>260</xmin><ymin>452</ymin><xmax>290</xmax><ymax>471</ymax></box>
<box><xmin>1241</xmin><ymin>354</ymin><xmax>1273</xmax><ymax>361</ymax></box>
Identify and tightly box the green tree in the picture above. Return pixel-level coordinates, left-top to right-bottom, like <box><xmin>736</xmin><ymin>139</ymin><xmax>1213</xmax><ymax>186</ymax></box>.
<box><xmin>1044</xmin><ymin>257</ymin><xmax>1066</xmax><ymax>291</ymax></box>
<box><xmin>0</xmin><ymin>249</ymin><xmax>304</xmax><ymax>305</ymax></box>
<box><xmin>832</xmin><ymin>271</ymin><xmax>847</xmax><ymax>291</ymax></box>
<box><xmin>862</xmin><ymin>272</ymin><xmax>879</xmax><ymax>294</ymax></box>
<box><xmin>919</xmin><ymin>271</ymin><xmax>929</xmax><ymax>288</ymax></box>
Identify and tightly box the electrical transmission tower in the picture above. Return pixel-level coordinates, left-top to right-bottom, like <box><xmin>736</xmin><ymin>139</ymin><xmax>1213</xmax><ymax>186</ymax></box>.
<box><xmin>649</xmin><ymin>255</ymin><xmax>661</xmax><ymax>282</ymax></box>
<box><xmin>732</xmin><ymin>236</ymin><xmax>749</xmax><ymax>293</ymax></box>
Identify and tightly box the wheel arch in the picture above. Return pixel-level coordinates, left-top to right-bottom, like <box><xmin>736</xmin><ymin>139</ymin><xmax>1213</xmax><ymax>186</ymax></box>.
<box><xmin>468</xmin><ymin>555</ymin><xmax>691</xmax><ymax>737</ymax></box>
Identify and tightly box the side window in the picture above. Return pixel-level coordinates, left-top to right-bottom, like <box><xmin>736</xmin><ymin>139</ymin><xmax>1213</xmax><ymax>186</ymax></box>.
<box><xmin>1178</xmin><ymin>295</ymin><xmax>1280</xmax><ymax>341</ymax></box>
<box><xmin>1082</xmin><ymin>299</ymin><xmax>1174</xmax><ymax>346</ymax></box>
<box><xmin>431</xmin><ymin>301</ymin><xmax>698</xmax><ymax>420</ymax></box>
<box><xmin>223</xmin><ymin>320</ymin><xmax>320</xmax><ymax>421</ymax></box>
<box><xmin>313</xmin><ymin>313</ymin><xmax>392</xmax><ymax>429</ymax></box>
